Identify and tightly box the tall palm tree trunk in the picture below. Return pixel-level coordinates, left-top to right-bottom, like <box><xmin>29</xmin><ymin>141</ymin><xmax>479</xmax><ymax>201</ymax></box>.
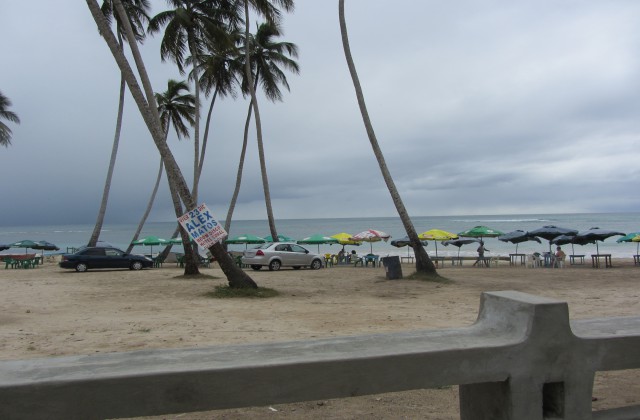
<box><xmin>125</xmin><ymin>158</ymin><xmax>163</xmax><ymax>254</ymax></box>
<box><xmin>189</xmin><ymin>39</ymin><xmax>202</xmax><ymax>203</ymax></box>
<box><xmin>165</xmin><ymin>161</ymin><xmax>201</xmax><ymax>275</ymax></box>
<box><xmin>338</xmin><ymin>0</ymin><xmax>436</xmax><ymax>275</ymax></box>
<box><xmin>88</xmin><ymin>56</ymin><xmax>126</xmax><ymax>247</ymax></box>
<box><xmin>197</xmin><ymin>89</ymin><xmax>218</xmax><ymax>185</ymax></box>
<box><xmin>225</xmin><ymin>77</ymin><xmax>258</xmax><ymax>234</ymax></box>
<box><xmin>90</xmin><ymin>0</ymin><xmax>257</xmax><ymax>287</ymax></box>
<box><xmin>244</xmin><ymin>1</ymin><xmax>278</xmax><ymax>241</ymax></box>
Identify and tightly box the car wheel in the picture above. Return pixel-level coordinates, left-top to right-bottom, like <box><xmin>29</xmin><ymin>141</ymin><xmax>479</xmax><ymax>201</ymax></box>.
<box><xmin>131</xmin><ymin>261</ymin><xmax>143</xmax><ymax>271</ymax></box>
<box><xmin>75</xmin><ymin>263</ymin><xmax>88</xmax><ymax>272</ymax></box>
<box><xmin>269</xmin><ymin>260</ymin><xmax>281</xmax><ymax>271</ymax></box>
<box><xmin>293</xmin><ymin>266</ymin><xmax>301</xmax><ymax>270</ymax></box>
<box><xmin>251</xmin><ymin>265</ymin><xmax>262</xmax><ymax>271</ymax></box>
<box><xmin>310</xmin><ymin>259</ymin><xmax>322</xmax><ymax>270</ymax></box>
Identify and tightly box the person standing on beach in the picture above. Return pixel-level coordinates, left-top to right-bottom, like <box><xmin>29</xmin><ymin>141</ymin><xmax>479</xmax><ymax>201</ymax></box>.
<box><xmin>473</xmin><ymin>241</ymin><xmax>489</xmax><ymax>267</ymax></box>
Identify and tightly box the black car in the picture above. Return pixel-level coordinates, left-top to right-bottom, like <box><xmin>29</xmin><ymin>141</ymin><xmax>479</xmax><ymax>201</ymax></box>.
<box><xmin>59</xmin><ymin>247</ymin><xmax>153</xmax><ymax>272</ymax></box>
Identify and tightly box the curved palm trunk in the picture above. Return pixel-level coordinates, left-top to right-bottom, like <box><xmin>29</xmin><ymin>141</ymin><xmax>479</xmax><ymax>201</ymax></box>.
<box><xmin>126</xmin><ymin>157</ymin><xmax>164</xmax><ymax>254</ymax></box>
<box><xmin>158</xmin><ymin>225</ymin><xmax>180</xmax><ymax>260</ymax></box>
<box><xmin>164</xmin><ymin>161</ymin><xmax>200</xmax><ymax>275</ymax></box>
<box><xmin>88</xmin><ymin>50</ymin><xmax>126</xmax><ymax>247</ymax></box>
<box><xmin>225</xmin><ymin>77</ymin><xmax>258</xmax><ymax>235</ymax></box>
<box><xmin>91</xmin><ymin>0</ymin><xmax>257</xmax><ymax>287</ymax></box>
<box><xmin>197</xmin><ymin>88</ymin><xmax>218</xmax><ymax>184</ymax></box>
<box><xmin>244</xmin><ymin>1</ymin><xmax>278</xmax><ymax>241</ymax></box>
<box><xmin>338</xmin><ymin>0</ymin><xmax>436</xmax><ymax>275</ymax></box>
<box><xmin>189</xmin><ymin>39</ymin><xmax>202</xmax><ymax>203</ymax></box>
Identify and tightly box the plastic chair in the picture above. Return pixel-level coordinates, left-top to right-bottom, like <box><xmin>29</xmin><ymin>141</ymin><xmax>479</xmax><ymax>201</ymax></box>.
<box><xmin>352</xmin><ymin>256</ymin><xmax>364</xmax><ymax>267</ymax></box>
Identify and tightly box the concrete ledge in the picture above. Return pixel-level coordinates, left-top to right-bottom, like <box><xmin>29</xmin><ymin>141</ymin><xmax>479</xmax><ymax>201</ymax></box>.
<box><xmin>0</xmin><ymin>291</ymin><xmax>639</xmax><ymax>420</ymax></box>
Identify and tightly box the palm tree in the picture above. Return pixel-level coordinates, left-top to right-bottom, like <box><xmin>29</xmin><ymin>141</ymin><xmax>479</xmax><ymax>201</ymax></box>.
<box><xmin>88</xmin><ymin>0</ymin><xmax>150</xmax><ymax>247</ymax></box>
<box><xmin>0</xmin><ymin>91</ymin><xmax>20</xmax><ymax>148</ymax></box>
<box><xmin>190</xmin><ymin>29</ymin><xmax>243</xmax><ymax>196</ymax></box>
<box><xmin>148</xmin><ymin>0</ymin><xmax>242</xmax><ymax>203</ymax></box>
<box><xmin>241</xmin><ymin>0</ymin><xmax>294</xmax><ymax>241</ymax></box>
<box><xmin>225</xmin><ymin>21</ymin><xmax>298</xmax><ymax>235</ymax></box>
<box><xmin>87</xmin><ymin>0</ymin><xmax>257</xmax><ymax>287</ymax></box>
<box><xmin>338</xmin><ymin>0</ymin><xmax>437</xmax><ymax>275</ymax></box>
<box><xmin>126</xmin><ymin>80</ymin><xmax>195</xmax><ymax>255</ymax></box>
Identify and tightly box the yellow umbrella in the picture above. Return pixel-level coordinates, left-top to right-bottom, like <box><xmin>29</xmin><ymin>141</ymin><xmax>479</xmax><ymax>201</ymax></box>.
<box><xmin>418</xmin><ymin>229</ymin><xmax>458</xmax><ymax>257</ymax></box>
<box><xmin>331</xmin><ymin>232</ymin><xmax>362</xmax><ymax>246</ymax></box>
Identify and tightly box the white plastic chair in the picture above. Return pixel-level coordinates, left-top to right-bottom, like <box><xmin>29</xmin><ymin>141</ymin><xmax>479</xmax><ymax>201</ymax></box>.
<box><xmin>526</xmin><ymin>254</ymin><xmax>539</xmax><ymax>268</ymax></box>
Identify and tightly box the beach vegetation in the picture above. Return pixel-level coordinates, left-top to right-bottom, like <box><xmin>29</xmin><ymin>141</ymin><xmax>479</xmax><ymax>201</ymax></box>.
<box><xmin>338</xmin><ymin>1</ymin><xmax>439</xmax><ymax>278</ymax></box>
<box><xmin>0</xmin><ymin>90</ymin><xmax>21</xmax><ymax>148</ymax></box>
<box><xmin>205</xmin><ymin>285</ymin><xmax>279</xmax><ymax>298</ymax></box>
<box><xmin>237</xmin><ymin>0</ymin><xmax>295</xmax><ymax>241</ymax></box>
<box><xmin>86</xmin><ymin>0</ymin><xmax>258</xmax><ymax>287</ymax></box>
<box><xmin>126</xmin><ymin>79</ymin><xmax>196</xmax><ymax>257</ymax></box>
<box><xmin>88</xmin><ymin>0</ymin><xmax>151</xmax><ymax>248</ymax></box>
<box><xmin>147</xmin><ymin>0</ymin><xmax>246</xmax><ymax>275</ymax></box>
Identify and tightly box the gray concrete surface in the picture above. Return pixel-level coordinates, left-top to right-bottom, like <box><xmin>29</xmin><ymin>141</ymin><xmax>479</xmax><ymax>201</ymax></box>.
<box><xmin>0</xmin><ymin>291</ymin><xmax>639</xmax><ymax>420</ymax></box>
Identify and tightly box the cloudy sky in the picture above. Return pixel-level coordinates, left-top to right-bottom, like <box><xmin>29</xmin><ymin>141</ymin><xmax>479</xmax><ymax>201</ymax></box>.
<box><xmin>1</xmin><ymin>1</ymin><xmax>639</xmax><ymax>227</ymax></box>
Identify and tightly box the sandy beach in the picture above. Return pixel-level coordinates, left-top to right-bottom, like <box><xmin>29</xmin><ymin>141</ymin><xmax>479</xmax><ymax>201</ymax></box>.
<box><xmin>1</xmin><ymin>259</ymin><xmax>639</xmax><ymax>418</ymax></box>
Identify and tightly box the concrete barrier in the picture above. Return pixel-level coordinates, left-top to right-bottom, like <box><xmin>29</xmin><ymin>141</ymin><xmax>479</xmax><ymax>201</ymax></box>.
<box><xmin>1</xmin><ymin>290</ymin><xmax>639</xmax><ymax>419</ymax></box>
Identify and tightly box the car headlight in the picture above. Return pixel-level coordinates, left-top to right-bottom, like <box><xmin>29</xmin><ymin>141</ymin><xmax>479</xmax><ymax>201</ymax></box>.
<box><xmin>144</xmin><ymin>257</ymin><xmax>153</xmax><ymax>262</ymax></box>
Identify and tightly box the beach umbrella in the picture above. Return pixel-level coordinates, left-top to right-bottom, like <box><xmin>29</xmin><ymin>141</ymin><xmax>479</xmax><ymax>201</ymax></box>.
<box><xmin>458</xmin><ymin>226</ymin><xmax>504</xmax><ymax>241</ymax></box>
<box><xmin>32</xmin><ymin>241</ymin><xmax>60</xmax><ymax>251</ymax></box>
<box><xmin>10</xmin><ymin>240</ymin><xmax>40</xmax><ymax>254</ymax></box>
<box><xmin>549</xmin><ymin>234</ymin><xmax>593</xmax><ymax>256</ymax></box>
<box><xmin>441</xmin><ymin>238</ymin><xmax>481</xmax><ymax>258</ymax></box>
<box><xmin>130</xmin><ymin>235</ymin><xmax>168</xmax><ymax>255</ymax></box>
<box><xmin>0</xmin><ymin>244</ymin><xmax>11</xmax><ymax>252</ymax></box>
<box><xmin>575</xmin><ymin>227</ymin><xmax>625</xmax><ymax>255</ymax></box>
<box><xmin>418</xmin><ymin>229</ymin><xmax>458</xmax><ymax>258</ymax></box>
<box><xmin>330</xmin><ymin>233</ymin><xmax>362</xmax><ymax>253</ymax></box>
<box><xmin>390</xmin><ymin>236</ymin><xmax>428</xmax><ymax>257</ymax></box>
<box><xmin>331</xmin><ymin>233</ymin><xmax>362</xmax><ymax>245</ymax></box>
<box><xmin>350</xmin><ymin>229</ymin><xmax>391</xmax><ymax>253</ymax></box>
<box><xmin>225</xmin><ymin>234</ymin><xmax>266</xmax><ymax>249</ymax></box>
<box><xmin>31</xmin><ymin>240</ymin><xmax>60</xmax><ymax>258</ymax></box>
<box><xmin>264</xmin><ymin>234</ymin><xmax>294</xmax><ymax>243</ymax></box>
<box><xmin>297</xmin><ymin>234</ymin><xmax>339</xmax><ymax>252</ymax></box>
<box><xmin>617</xmin><ymin>232</ymin><xmax>640</xmax><ymax>255</ymax></box>
<box><xmin>497</xmin><ymin>230</ymin><xmax>541</xmax><ymax>254</ymax></box>
<box><xmin>530</xmin><ymin>225</ymin><xmax>578</xmax><ymax>252</ymax></box>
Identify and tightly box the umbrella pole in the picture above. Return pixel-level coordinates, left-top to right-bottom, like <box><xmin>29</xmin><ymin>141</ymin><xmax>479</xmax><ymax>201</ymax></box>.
<box><xmin>515</xmin><ymin>243</ymin><xmax>519</xmax><ymax>254</ymax></box>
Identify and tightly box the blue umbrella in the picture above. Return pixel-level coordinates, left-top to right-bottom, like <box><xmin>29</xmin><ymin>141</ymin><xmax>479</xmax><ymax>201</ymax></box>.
<box><xmin>575</xmin><ymin>227</ymin><xmax>625</xmax><ymax>255</ymax></box>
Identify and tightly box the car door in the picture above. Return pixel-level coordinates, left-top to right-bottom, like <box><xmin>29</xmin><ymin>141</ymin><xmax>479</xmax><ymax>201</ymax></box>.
<box><xmin>81</xmin><ymin>248</ymin><xmax>107</xmax><ymax>268</ymax></box>
<box><xmin>290</xmin><ymin>244</ymin><xmax>310</xmax><ymax>265</ymax></box>
<box><xmin>104</xmin><ymin>248</ymin><xmax>128</xmax><ymax>268</ymax></box>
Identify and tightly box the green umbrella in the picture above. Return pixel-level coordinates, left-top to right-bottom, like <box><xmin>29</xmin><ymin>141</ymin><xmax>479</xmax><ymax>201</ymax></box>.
<box><xmin>10</xmin><ymin>240</ymin><xmax>40</xmax><ymax>254</ymax></box>
<box><xmin>225</xmin><ymin>234</ymin><xmax>266</xmax><ymax>249</ymax></box>
<box><xmin>458</xmin><ymin>226</ymin><xmax>504</xmax><ymax>240</ymax></box>
<box><xmin>130</xmin><ymin>236</ymin><xmax>168</xmax><ymax>255</ymax></box>
<box><xmin>297</xmin><ymin>234</ymin><xmax>339</xmax><ymax>252</ymax></box>
<box><xmin>264</xmin><ymin>234</ymin><xmax>294</xmax><ymax>242</ymax></box>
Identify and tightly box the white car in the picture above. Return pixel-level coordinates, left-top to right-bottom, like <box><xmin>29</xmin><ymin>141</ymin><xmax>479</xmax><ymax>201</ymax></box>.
<box><xmin>242</xmin><ymin>242</ymin><xmax>323</xmax><ymax>271</ymax></box>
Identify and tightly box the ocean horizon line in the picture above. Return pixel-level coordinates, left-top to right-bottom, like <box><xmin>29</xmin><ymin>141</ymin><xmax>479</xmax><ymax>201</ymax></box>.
<box><xmin>1</xmin><ymin>210</ymin><xmax>635</xmax><ymax>229</ymax></box>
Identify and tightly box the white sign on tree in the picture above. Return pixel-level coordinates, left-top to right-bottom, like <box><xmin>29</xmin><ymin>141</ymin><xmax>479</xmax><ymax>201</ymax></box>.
<box><xmin>178</xmin><ymin>203</ymin><xmax>227</xmax><ymax>249</ymax></box>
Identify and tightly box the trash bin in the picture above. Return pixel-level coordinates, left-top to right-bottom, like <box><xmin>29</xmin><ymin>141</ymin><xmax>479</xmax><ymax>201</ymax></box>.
<box><xmin>381</xmin><ymin>256</ymin><xmax>402</xmax><ymax>280</ymax></box>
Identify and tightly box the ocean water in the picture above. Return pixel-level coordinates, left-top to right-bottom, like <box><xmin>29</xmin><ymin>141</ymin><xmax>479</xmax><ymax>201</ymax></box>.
<box><xmin>0</xmin><ymin>213</ymin><xmax>638</xmax><ymax>258</ymax></box>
